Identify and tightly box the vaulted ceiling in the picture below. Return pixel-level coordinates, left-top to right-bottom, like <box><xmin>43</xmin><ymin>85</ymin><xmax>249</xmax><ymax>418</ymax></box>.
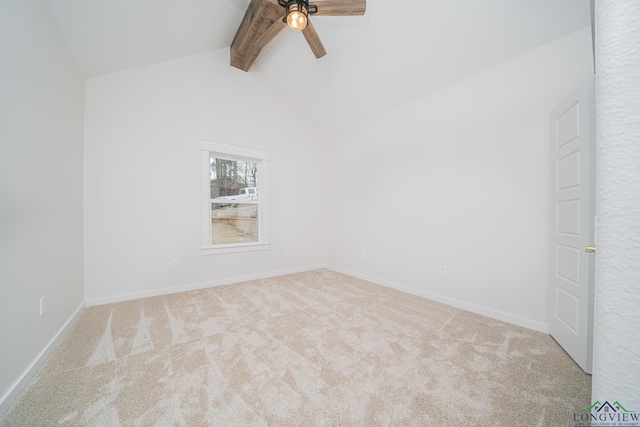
<box><xmin>45</xmin><ymin>0</ymin><xmax>591</xmax><ymax>137</ymax></box>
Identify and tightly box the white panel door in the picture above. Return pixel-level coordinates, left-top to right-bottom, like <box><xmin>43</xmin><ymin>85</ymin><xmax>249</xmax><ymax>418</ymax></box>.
<box><xmin>550</xmin><ymin>79</ymin><xmax>595</xmax><ymax>374</ymax></box>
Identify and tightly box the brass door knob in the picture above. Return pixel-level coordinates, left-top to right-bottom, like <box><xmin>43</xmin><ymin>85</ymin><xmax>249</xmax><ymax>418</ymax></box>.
<box><xmin>585</xmin><ymin>246</ymin><xmax>597</xmax><ymax>253</ymax></box>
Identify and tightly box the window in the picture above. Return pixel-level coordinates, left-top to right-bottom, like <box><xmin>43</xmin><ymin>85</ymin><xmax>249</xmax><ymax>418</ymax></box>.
<box><xmin>202</xmin><ymin>140</ymin><xmax>269</xmax><ymax>255</ymax></box>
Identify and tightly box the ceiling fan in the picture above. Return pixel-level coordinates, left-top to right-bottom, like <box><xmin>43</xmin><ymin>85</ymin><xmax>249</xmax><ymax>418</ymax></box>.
<box><xmin>230</xmin><ymin>0</ymin><xmax>366</xmax><ymax>71</ymax></box>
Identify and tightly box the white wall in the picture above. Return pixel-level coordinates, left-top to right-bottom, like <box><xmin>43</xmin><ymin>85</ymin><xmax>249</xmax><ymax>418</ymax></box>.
<box><xmin>0</xmin><ymin>0</ymin><xmax>85</xmax><ymax>413</ymax></box>
<box><xmin>593</xmin><ymin>0</ymin><xmax>640</xmax><ymax>410</ymax></box>
<box><xmin>326</xmin><ymin>27</ymin><xmax>594</xmax><ymax>331</ymax></box>
<box><xmin>83</xmin><ymin>49</ymin><xmax>327</xmax><ymax>303</ymax></box>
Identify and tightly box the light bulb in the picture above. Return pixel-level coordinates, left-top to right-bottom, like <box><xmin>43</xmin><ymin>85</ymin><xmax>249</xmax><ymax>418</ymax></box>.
<box><xmin>287</xmin><ymin>9</ymin><xmax>307</xmax><ymax>31</ymax></box>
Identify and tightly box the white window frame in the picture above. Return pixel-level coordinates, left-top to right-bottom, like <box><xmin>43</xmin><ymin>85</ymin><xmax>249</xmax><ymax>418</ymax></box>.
<box><xmin>202</xmin><ymin>139</ymin><xmax>269</xmax><ymax>255</ymax></box>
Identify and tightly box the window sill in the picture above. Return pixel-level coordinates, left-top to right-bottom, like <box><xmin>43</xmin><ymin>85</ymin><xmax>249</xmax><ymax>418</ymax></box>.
<box><xmin>202</xmin><ymin>243</ymin><xmax>269</xmax><ymax>256</ymax></box>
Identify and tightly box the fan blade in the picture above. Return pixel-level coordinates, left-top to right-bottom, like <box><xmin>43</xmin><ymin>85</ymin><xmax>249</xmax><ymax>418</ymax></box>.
<box><xmin>302</xmin><ymin>20</ymin><xmax>326</xmax><ymax>58</ymax></box>
<box><xmin>310</xmin><ymin>0</ymin><xmax>366</xmax><ymax>16</ymax></box>
<box><xmin>255</xmin><ymin>18</ymin><xmax>287</xmax><ymax>48</ymax></box>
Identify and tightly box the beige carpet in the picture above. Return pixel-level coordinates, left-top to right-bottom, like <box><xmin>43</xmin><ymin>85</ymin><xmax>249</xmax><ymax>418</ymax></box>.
<box><xmin>1</xmin><ymin>269</ymin><xmax>590</xmax><ymax>426</ymax></box>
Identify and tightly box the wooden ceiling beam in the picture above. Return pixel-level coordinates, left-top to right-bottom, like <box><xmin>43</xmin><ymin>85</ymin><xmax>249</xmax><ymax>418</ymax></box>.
<box><xmin>230</xmin><ymin>0</ymin><xmax>285</xmax><ymax>72</ymax></box>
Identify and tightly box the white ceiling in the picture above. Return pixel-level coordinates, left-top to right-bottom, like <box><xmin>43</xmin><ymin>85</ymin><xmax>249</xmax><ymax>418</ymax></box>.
<box><xmin>45</xmin><ymin>0</ymin><xmax>591</xmax><ymax>137</ymax></box>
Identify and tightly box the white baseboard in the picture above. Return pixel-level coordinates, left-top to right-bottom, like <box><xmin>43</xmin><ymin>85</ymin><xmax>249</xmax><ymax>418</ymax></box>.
<box><xmin>0</xmin><ymin>301</ymin><xmax>85</xmax><ymax>418</ymax></box>
<box><xmin>85</xmin><ymin>264</ymin><xmax>328</xmax><ymax>307</ymax></box>
<box><xmin>326</xmin><ymin>265</ymin><xmax>549</xmax><ymax>334</ymax></box>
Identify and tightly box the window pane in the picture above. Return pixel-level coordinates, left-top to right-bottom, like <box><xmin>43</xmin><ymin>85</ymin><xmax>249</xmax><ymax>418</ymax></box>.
<box><xmin>209</xmin><ymin>154</ymin><xmax>259</xmax><ymax>246</ymax></box>
<box><xmin>209</xmin><ymin>155</ymin><xmax>258</xmax><ymax>200</ymax></box>
<box><xmin>211</xmin><ymin>203</ymin><xmax>258</xmax><ymax>245</ymax></box>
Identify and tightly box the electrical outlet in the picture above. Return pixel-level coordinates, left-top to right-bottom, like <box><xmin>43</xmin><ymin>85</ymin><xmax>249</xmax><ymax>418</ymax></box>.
<box><xmin>40</xmin><ymin>296</ymin><xmax>47</xmax><ymax>316</ymax></box>
<box><xmin>171</xmin><ymin>259</ymin><xmax>179</xmax><ymax>269</ymax></box>
<box><xmin>439</xmin><ymin>265</ymin><xmax>447</xmax><ymax>277</ymax></box>
<box><xmin>284</xmin><ymin>249</ymin><xmax>290</xmax><ymax>257</ymax></box>
<box><xmin>360</xmin><ymin>251</ymin><xmax>366</xmax><ymax>260</ymax></box>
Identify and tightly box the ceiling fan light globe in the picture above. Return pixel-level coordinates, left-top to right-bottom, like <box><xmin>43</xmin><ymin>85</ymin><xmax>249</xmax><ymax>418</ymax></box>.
<box><xmin>287</xmin><ymin>11</ymin><xmax>307</xmax><ymax>30</ymax></box>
